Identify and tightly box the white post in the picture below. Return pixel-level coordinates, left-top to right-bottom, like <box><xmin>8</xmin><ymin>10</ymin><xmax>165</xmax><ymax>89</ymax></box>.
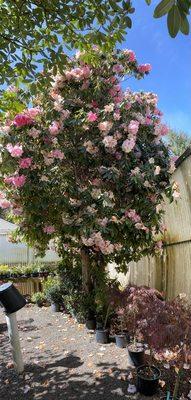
<box><xmin>5</xmin><ymin>312</ymin><xmax>24</xmax><ymax>374</ymax></box>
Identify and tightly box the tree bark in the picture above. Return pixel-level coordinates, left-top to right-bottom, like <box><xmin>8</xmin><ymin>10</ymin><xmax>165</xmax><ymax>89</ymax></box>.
<box><xmin>81</xmin><ymin>247</ymin><xmax>92</xmax><ymax>294</ymax></box>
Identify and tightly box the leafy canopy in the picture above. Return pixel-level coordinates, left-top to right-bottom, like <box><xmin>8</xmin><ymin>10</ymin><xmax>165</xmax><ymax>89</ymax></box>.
<box><xmin>0</xmin><ymin>0</ymin><xmax>190</xmax><ymax>86</ymax></box>
<box><xmin>0</xmin><ymin>0</ymin><xmax>134</xmax><ymax>85</ymax></box>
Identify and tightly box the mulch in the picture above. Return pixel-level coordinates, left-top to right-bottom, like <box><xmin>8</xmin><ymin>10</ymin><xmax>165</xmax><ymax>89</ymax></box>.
<box><xmin>0</xmin><ymin>304</ymin><xmax>190</xmax><ymax>400</ymax></box>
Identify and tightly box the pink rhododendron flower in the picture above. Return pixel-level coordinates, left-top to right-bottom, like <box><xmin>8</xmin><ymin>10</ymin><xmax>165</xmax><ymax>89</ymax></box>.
<box><xmin>6</xmin><ymin>175</ymin><xmax>26</xmax><ymax>188</ymax></box>
<box><xmin>0</xmin><ymin>192</ymin><xmax>5</xmax><ymax>199</ymax></box>
<box><xmin>102</xmin><ymin>135</ymin><xmax>117</xmax><ymax>149</ymax></box>
<box><xmin>28</xmin><ymin>128</ymin><xmax>40</xmax><ymax>138</ymax></box>
<box><xmin>135</xmin><ymin>222</ymin><xmax>149</xmax><ymax>232</ymax></box>
<box><xmin>19</xmin><ymin>158</ymin><xmax>32</xmax><ymax>169</ymax></box>
<box><xmin>0</xmin><ymin>199</ymin><xmax>11</xmax><ymax>209</ymax></box>
<box><xmin>0</xmin><ymin>125</ymin><xmax>11</xmax><ymax>134</ymax></box>
<box><xmin>112</xmin><ymin>64</ymin><xmax>124</xmax><ymax>73</ymax></box>
<box><xmin>43</xmin><ymin>225</ymin><xmax>56</xmax><ymax>234</ymax></box>
<box><xmin>125</xmin><ymin>209</ymin><xmax>141</xmax><ymax>223</ymax></box>
<box><xmin>26</xmin><ymin>107</ymin><xmax>42</xmax><ymax>118</ymax></box>
<box><xmin>138</xmin><ymin>64</ymin><xmax>152</xmax><ymax>73</ymax></box>
<box><xmin>13</xmin><ymin>114</ymin><xmax>33</xmax><ymax>127</ymax></box>
<box><xmin>98</xmin><ymin>121</ymin><xmax>113</xmax><ymax>134</ymax></box>
<box><xmin>87</xmin><ymin>111</ymin><xmax>98</xmax><ymax>122</ymax></box>
<box><xmin>84</xmin><ymin>141</ymin><xmax>98</xmax><ymax>154</ymax></box>
<box><xmin>124</xmin><ymin>102</ymin><xmax>131</xmax><ymax>110</ymax></box>
<box><xmin>6</xmin><ymin>143</ymin><xmax>23</xmax><ymax>157</ymax></box>
<box><xmin>128</xmin><ymin>120</ymin><xmax>139</xmax><ymax>136</ymax></box>
<box><xmin>61</xmin><ymin>109</ymin><xmax>70</xmax><ymax>120</ymax></box>
<box><xmin>122</xmin><ymin>138</ymin><xmax>136</xmax><ymax>153</ymax></box>
<box><xmin>49</xmin><ymin>121</ymin><xmax>60</xmax><ymax>135</ymax></box>
<box><xmin>66</xmin><ymin>66</ymin><xmax>91</xmax><ymax>81</ymax></box>
<box><xmin>104</xmin><ymin>104</ymin><xmax>114</xmax><ymax>113</ymax></box>
<box><xmin>113</xmin><ymin>112</ymin><xmax>121</xmax><ymax>121</ymax></box>
<box><xmin>123</xmin><ymin>49</ymin><xmax>136</xmax><ymax>62</ymax></box>
<box><xmin>51</xmin><ymin>150</ymin><xmax>65</xmax><ymax>160</ymax></box>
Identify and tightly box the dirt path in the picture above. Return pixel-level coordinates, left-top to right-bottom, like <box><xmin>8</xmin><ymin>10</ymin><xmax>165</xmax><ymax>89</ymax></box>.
<box><xmin>0</xmin><ymin>304</ymin><xmax>161</xmax><ymax>399</ymax></box>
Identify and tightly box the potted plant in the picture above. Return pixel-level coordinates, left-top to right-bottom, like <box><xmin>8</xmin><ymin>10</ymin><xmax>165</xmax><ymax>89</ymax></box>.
<box><xmin>114</xmin><ymin>308</ymin><xmax>129</xmax><ymax>348</ymax></box>
<box><xmin>152</xmin><ymin>295</ymin><xmax>191</xmax><ymax>400</ymax></box>
<box><xmin>95</xmin><ymin>302</ymin><xmax>111</xmax><ymax>344</ymax></box>
<box><xmin>44</xmin><ymin>277</ymin><xmax>62</xmax><ymax>312</ymax></box>
<box><xmin>119</xmin><ymin>287</ymin><xmax>146</xmax><ymax>366</ymax></box>
<box><xmin>0</xmin><ymin>265</ymin><xmax>10</xmax><ymax>279</ymax></box>
<box><xmin>21</xmin><ymin>264</ymin><xmax>34</xmax><ymax>278</ymax></box>
<box><xmin>95</xmin><ymin>278</ymin><xmax>122</xmax><ymax>344</ymax></box>
<box><xmin>31</xmin><ymin>291</ymin><xmax>46</xmax><ymax>307</ymax></box>
<box><xmin>136</xmin><ymin>292</ymin><xmax>191</xmax><ymax>397</ymax></box>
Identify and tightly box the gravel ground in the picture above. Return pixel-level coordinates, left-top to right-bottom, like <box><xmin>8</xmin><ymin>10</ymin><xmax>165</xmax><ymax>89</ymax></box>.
<box><xmin>0</xmin><ymin>304</ymin><xmax>169</xmax><ymax>399</ymax></box>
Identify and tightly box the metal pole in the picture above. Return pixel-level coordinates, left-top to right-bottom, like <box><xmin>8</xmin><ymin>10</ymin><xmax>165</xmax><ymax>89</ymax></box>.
<box><xmin>5</xmin><ymin>312</ymin><xmax>24</xmax><ymax>374</ymax></box>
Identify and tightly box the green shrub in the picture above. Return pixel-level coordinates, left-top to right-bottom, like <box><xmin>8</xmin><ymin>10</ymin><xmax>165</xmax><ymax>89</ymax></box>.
<box><xmin>31</xmin><ymin>292</ymin><xmax>46</xmax><ymax>307</ymax></box>
<box><xmin>43</xmin><ymin>277</ymin><xmax>62</xmax><ymax>304</ymax></box>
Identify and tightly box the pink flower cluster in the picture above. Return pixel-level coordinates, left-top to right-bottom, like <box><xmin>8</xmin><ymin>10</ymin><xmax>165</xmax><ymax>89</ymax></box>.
<box><xmin>65</xmin><ymin>65</ymin><xmax>91</xmax><ymax>81</ymax></box>
<box><xmin>123</xmin><ymin>49</ymin><xmax>136</xmax><ymax>63</ymax></box>
<box><xmin>49</xmin><ymin>121</ymin><xmax>61</xmax><ymax>135</ymax></box>
<box><xmin>138</xmin><ymin>64</ymin><xmax>152</xmax><ymax>73</ymax></box>
<box><xmin>43</xmin><ymin>225</ymin><xmax>56</xmax><ymax>234</ymax></box>
<box><xmin>6</xmin><ymin>143</ymin><xmax>23</xmax><ymax>157</ymax></box>
<box><xmin>102</xmin><ymin>135</ymin><xmax>117</xmax><ymax>149</ymax></box>
<box><xmin>0</xmin><ymin>192</ymin><xmax>11</xmax><ymax>209</ymax></box>
<box><xmin>98</xmin><ymin>121</ymin><xmax>113</xmax><ymax>135</ymax></box>
<box><xmin>28</xmin><ymin>128</ymin><xmax>40</xmax><ymax>138</ymax></box>
<box><xmin>87</xmin><ymin>111</ymin><xmax>98</xmax><ymax>122</ymax></box>
<box><xmin>82</xmin><ymin>231</ymin><xmax>115</xmax><ymax>255</ymax></box>
<box><xmin>13</xmin><ymin>114</ymin><xmax>33</xmax><ymax>127</ymax></box>
<box><xmin>154</xmin><ymin>124</ymin><xmax>169</xmax><ymax>137</ymax></box>
<box><xmin>122</xmin><ymin>138</ymin><xmax>136</xmax><ymax>153</ymax></box>
<box><xmin>13</xmin><ymin>108</ymin><xmax>42</xmax><ymax>127</ymax></box>
<box><xmin>19</xmin><ymin>157</ymin><xmax>32</xmax><ymax>169</ymax></box>
<box><xmin>4</xmin><ymin>174</ymin><xmax>26</xmax><ymax>188</ymax></box>
<box><xmin>125</xmin><ymin>209</ymin><xmax>141</xmax><ymax>223</ymax></box>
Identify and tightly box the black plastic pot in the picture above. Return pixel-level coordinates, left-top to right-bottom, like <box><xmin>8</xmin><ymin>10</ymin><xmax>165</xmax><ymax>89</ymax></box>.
<box><xmin>115</xmin><ymin>334</ymin><xmax>127</xmax><ymax>348</ymax></box>
<box><xmin>137</xmin><ymin>365</ymin><xmax>161</xmax><ymax>396</ymax></box>
<box><xmin>31</xmin><ymin>272</ymin><xmax>38</xmax><ymax>277</ymax></box>
<box><xmin>0</xmin><ymin>282</ymin><xmax>26</xmax><ymax>314</ymax></box>
<box><xmin>86</xmin><ymin>319</ymin><xmax>96</xmax><ymax>330</ymax></box>
<box><xmin>51</xmin><ymin>302</ymin><xmax>60</xmax><ymax>312</ymax></box>
<box><xmin>96</xmin><ymin>329</ymin><xmax>109</xmax><ymax>344</ymax></box>
<box><xmin>128</xmin><ymin>345</ymin><xmax>145</xmax><ymax>367</ymax></box>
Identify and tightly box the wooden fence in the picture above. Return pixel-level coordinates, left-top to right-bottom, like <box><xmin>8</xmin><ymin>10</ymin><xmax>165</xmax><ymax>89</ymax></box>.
<box><xmin>5</xmin><ymin>278</ymin><xmax>43</xmax><ymax>297</ymax></box>
<box><xmin>108</xmin><ymin>151</ymin><xmax>191</xmax><ymax>300</ymax></box>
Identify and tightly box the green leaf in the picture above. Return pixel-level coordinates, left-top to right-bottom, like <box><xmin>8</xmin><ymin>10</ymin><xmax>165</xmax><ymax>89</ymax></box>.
<box><xmin>167</xmin><ymin>4</ymin><xmax>181</xmax><ymax>37</ymax></box>
<box><xmin>154</xmin><ymin>0</ymin><xmax>175</xmax><ymax>18</ymax></box>
<box><xmin>145</xmin><ymin>0</ymin><xmax>152</xmax><ymax>4</ymax></box>
<box><xmin>180</xmin><ymin>14</ymin><xmax>190</xmax><ymax>34</ymax></box>
<box><xmin>177</xmin><ymin>0</ymin><xmax>190</xmax><ymax>14</ymax></box>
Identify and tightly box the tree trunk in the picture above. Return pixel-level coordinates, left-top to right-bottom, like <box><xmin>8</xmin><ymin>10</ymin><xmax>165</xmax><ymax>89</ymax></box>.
<box><xmin>81</xmin><ymin>247</ymin><xmax>92</xmax><ymax>294</ymax></box>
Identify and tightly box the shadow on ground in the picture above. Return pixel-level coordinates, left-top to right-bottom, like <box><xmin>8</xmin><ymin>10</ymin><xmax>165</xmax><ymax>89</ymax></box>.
<box><xmin>0</xmin><ymin>345</ymin><xmax>130</xmax><ymax>400</ymax></box>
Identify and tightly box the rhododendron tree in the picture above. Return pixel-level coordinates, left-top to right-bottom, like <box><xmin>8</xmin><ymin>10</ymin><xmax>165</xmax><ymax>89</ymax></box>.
<box><xmin>0</xmin><ymin>48</ymin><xmax>177</xmax><ymax>291</ymax></box>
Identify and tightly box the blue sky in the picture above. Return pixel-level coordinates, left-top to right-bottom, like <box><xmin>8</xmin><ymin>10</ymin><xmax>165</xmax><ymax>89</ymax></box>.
<box><xmin>120</xmin><ymin>1</ymin><xmax>191</xmax><ymax>135</ymax></box>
